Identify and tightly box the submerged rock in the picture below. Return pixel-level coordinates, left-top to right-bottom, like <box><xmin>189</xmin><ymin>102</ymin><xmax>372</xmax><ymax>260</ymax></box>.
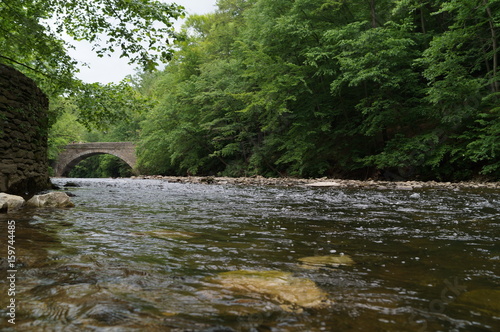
<box><xmin>212</xmin><ymin>270</ymin><xmax>331</xmax><ymax>310</ymax></box>
<box><xmin>26</xmin><ymin>192</ymin><xmax>75</xmax><ymax>208</ymax></box>
<box><xmin>298</xmin><ymin>254</ymin><xmax>355</xmax><ymax>269</ymax></box>
<box><xmin>135</xmin><ymin>229</ymin><xmax>196</xmax><ymax>240</ymax></box>
<box><xmin>0</xmin><ymin>193</ymin><xmax>25</xmax><ymax>212</ymax></box>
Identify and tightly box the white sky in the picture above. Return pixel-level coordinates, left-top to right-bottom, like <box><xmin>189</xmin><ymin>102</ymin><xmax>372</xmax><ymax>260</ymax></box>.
<box><xmin>67</xmin><ymin>0</ymin><xmax>218</xmax><ymax>84</ymax></box>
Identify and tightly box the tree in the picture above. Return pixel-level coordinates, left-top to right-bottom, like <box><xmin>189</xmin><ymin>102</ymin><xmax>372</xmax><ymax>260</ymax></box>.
<box><xmin>134</xmin><ymin>0</ymin><xmax>499</xmax><ymax>180</ymax></box>
<box><xmin>0</xmin><ymin>0</ymin><xmax>185</xmax><ymax>128</ymax></box>
<box><xmin>67</xmin><ymin>154</ymin><xmax>133</xmax><ymax>178</ymax></box>
<box><xmin>137</xmin><ymin>4</ymin><xmax>254</xmax><ymax>176</ymax></box>
<box><xmin>416</xmin><ymin>0</ymin><xmax>500</xmax><ymax>179</ymax></box>
<box><xmin>47</xmin><ymin>98</ymin><xmax>87</xmax><ymax>162</ymax></box>
<box><xmin>0</xmin><ymin>0</ymin><xmax>184</xmax><ymax>80</ymax></box>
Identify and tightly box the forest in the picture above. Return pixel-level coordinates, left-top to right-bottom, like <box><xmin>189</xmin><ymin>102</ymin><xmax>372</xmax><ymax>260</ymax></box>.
<box><xmin>15</xmin><ymin>0</ymin><xmax>500</xmax><ymax>180</ymax></box>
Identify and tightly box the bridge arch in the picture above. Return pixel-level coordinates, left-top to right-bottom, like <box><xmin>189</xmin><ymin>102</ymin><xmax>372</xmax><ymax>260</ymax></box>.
<box><xmin>53</xmin><ymin>142</ymin><xmax>137</xmax><ymax>177</ymax></box>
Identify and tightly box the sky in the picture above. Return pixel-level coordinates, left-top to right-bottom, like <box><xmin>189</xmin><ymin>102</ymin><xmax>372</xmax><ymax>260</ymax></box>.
<box><xmin>67</xmin><ymin>0</ymin><xmax>218</xmax><ymax>84</ymax></box>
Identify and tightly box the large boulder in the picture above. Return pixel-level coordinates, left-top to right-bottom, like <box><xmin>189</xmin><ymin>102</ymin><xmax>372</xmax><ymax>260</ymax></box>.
<box><xmin>26</xmin><ymin>192</ymin><xmax>75</xmax><ymax>208</ymax></box>
<box><xmin>0</xmin><ymin>193</ymin><xmax>25</xmax><ymax>212</ymax></box>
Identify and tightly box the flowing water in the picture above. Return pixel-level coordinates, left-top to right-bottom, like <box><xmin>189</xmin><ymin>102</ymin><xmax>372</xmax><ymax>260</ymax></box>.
<box><xmin>0</xmin><ymin>178</ymin><xmax>499</xmax><ymax>331</ymax></box>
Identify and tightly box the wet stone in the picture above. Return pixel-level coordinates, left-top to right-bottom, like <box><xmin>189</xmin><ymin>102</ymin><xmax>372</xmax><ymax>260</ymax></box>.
<box><xmin>26</xmin><ymin>192</ymin><xmax>75</xmax><ymax>208</ymax></box>
<box><xmin>298</xmin><ymin>254</ymin><xmax>355</xmax><ymax>270</ymax></box>
<box><xmin>134</xmin><ymin>229</ymin><xmax>196</xmax><ymax>240</ymax></box>
<box><xmin>0</xmin><ymin>192</ymin><xmax>25</xmax><ymax>212</ymax></box>
<box><xmin>211</xmin><ymin>270</ymin><xmax>332</xmax><ymax>311</ymax></box>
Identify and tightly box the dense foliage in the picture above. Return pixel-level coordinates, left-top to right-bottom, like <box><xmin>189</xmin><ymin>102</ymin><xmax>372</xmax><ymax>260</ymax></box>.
<box><xmin>19</xmin><ymin>0</ymin><xmax>499</xmax><ymax>180</ymax></box>
<box><xmin>67</xmin><ymin>155</ymin><xmax>133</xmax><ymax>178</ymax></box>
<box><xmin>133</xmin><ymin>0</ymin><xmax>499</xmax><ymax>181</ymax></box>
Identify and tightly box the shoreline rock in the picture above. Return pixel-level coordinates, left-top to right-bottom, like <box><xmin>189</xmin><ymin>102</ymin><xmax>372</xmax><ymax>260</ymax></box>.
<box><xmin>0</xmin><ymin>193</ymin><xmax>25</xmax><ymax>212</ymax></box>
<box><xmin>130</xmin><ymin>175</ymin><xmax>500</xmax><ymax>190</ymax></box>
<box><xmin>0</xmin><ymin>191</ymin><xmax>75</xmax><ymax>212</ymax></box>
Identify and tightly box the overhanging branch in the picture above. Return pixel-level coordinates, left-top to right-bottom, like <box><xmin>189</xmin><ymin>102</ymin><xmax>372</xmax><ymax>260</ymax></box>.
<box><xmin>0</xmin><ymin>54</ymin><xmax>47</xmax><ymax>76</ymax></box>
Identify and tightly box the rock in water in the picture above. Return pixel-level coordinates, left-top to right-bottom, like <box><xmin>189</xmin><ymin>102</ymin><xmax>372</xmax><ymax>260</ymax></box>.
<box><xmin>134</xmin><ymin>229</ymin><xmax>196</xmax><ymax>240</ymax></box>
<box><xmin>298</xmin><ymin>254</ymin><xmax>355</xmax><ymax>269</ymax></box>
<box><xmin>213</xmin><ymin>270</ymin><xmax>331</xmax><ymax>310</ymax></box>
<box><xmin>0</xmin><ymin>193</ymin><xmax>25</xmax><ymax>212</ymax></box>
<box><xmin>305</xmin><ymin>181</ymin><xmax>342</xmax><ymax>187</ymax></box>
<box><xmin>26</xmin><ymin>192</ymin><xmax>75</xmax><ymax>208</ymax></box>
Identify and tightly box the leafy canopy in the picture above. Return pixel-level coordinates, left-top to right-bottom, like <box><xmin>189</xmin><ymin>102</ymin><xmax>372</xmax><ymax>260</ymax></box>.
<box><xmin>0</xmin><ymin>0</ymin><xmax>185</xmax><ymax>129</ymax></box>
<box><xmin>0</xmin><ymin>0</ymin><xmax>184</xmax><ymax>91</ymax></box>
<box><xmin>134</xmin><ymin>0</ymin><xmax>500</xmax><ymax>180</ymax></box>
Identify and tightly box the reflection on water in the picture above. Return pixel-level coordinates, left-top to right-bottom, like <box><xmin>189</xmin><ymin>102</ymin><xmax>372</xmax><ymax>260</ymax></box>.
<box><xmin>1</xmin><ymin>178</ymin><xmax>499</xmax><ymax>331</ymax></box>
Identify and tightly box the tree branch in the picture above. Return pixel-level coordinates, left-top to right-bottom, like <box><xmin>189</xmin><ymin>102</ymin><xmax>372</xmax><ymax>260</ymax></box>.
<box><xmin>0</xmin><ymin>54</ymin><xmax>47</xmax><ymax>76</ymax></box>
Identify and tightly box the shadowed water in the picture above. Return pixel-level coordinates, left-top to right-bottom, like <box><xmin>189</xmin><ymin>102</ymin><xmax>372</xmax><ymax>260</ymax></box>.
<box><xmin>0</xmin><ymin>178</ymin><xmax>499</xmax><ymax>331</ymax></box>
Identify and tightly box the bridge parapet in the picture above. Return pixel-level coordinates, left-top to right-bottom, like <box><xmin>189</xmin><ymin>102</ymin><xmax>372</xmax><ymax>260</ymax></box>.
<box><xmin>53</xmin><ymin>142</ymin><xmax>137</xmax><ymax>177</ymax></box>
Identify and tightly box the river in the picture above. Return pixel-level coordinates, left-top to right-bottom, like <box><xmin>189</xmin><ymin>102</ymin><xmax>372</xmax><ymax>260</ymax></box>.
<box><xmin>0</xmin><ymin>178</ymin><xmax>499</xmax><ymax>331</ymax></box>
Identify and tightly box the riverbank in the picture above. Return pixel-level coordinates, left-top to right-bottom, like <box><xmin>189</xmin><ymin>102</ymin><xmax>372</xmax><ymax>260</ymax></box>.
<box><xmin>131</xmin><ymin>175</ymin><xmax>500</xmax><ymax>190</ymax></box>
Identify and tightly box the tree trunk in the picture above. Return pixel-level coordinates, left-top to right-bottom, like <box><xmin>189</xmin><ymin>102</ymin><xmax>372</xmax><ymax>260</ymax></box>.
<box><xmin>370</xmin><ymin>0</ymin><xmax>377</xmax><ymax>28</ymax></box>
<box><xmin>484</xmin><ymin>0</ymin><xmax>499</xmax><ymax>92</ymax></box>
<box><xmin>420</xmin><ymin>6</ymin><xmax>426</xmax><ymax>34</ymax></box>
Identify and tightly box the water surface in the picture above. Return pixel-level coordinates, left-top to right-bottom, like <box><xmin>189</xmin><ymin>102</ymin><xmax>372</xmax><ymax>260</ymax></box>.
<box><xmin>0</xmin><ymin>178</ymin><xmax>499</xmax><ymax>331</ymax></box>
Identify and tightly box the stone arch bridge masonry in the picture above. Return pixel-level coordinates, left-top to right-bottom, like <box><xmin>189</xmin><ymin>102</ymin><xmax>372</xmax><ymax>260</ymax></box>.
<box><xmin>53</xmin><ymin>142</ymin><xmax>137</xmax><ymax>177</ymax></box>
<box><xmin>0</xmin><ymin>64</ymin><xmax>50</xmax><ymax>197</ymax></box>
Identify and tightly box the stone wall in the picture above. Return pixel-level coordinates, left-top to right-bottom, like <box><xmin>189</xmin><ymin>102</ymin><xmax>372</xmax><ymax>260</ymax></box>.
<box><xmin>0</xmin><ymin>64</ymin><xmax>50</xmax><ymax>197</ymax></box>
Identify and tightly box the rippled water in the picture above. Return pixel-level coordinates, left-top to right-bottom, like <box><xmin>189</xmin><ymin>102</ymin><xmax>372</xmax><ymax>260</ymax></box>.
<box><xmin>0</xmin><ymin>178</ymin><xmax>499</xmax><ymax>331</ymax></box>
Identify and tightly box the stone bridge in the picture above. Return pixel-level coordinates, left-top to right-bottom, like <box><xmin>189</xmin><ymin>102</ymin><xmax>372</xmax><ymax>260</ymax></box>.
<box><xmin>53</xmin><ymin>142</ymin><xmax>137</xmax><ymax>177</ymax></box>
